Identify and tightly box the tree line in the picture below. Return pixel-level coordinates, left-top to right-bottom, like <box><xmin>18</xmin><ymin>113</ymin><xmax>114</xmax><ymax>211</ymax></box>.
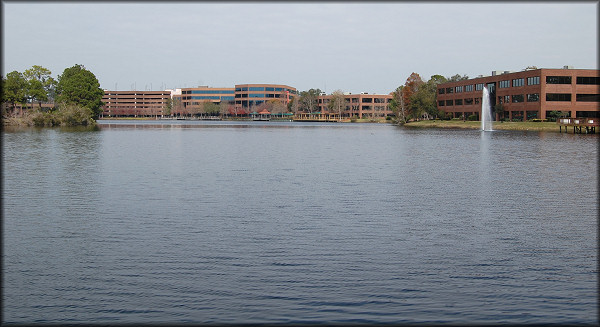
<box><xmin>2</xmin><ymin>64</ymin><xmax>104</xmax><ymax>126</ymax></box>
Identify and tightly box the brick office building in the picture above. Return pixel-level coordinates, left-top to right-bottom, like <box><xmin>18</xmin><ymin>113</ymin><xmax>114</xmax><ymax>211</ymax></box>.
<box><xmin>436</xmin><ymin>67</ymin><xmax>599</xmax><ymax>121</ymax></box>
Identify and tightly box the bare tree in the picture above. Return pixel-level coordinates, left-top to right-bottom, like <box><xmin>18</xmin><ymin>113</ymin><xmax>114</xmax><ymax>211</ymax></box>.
<box><xmin>328</xmin><ymin>89</ymin><xmax>345</xmax><ymax>122</ymax></box>
<box><xmin>390</xmin><ymin>86</ymin><xmax>409</xmax><ymax>124</ymax></box>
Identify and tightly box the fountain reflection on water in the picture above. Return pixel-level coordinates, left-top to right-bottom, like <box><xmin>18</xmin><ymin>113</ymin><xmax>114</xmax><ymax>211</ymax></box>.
<box><xmin>481</xmin><ymin>86</ymin><xmax>493</xmax><ymax>131</ymax></box>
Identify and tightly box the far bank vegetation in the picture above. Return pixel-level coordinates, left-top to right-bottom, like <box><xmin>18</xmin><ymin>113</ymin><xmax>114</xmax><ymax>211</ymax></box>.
<box><xmin>2</xmin><ymin>64</ymin><xmax>104</xmax><ymax>127</ymax></box>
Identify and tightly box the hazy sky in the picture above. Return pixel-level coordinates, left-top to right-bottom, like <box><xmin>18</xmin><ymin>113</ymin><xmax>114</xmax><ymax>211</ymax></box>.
<box><xmin>2</xmin><ymin>1</ymin><xmax>597</xmax><ymax>94</ymax></box>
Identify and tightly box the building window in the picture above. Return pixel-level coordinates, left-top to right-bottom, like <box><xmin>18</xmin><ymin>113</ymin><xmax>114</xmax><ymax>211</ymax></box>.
<box><xmin>446</xmin><ymin>87</ymin><xmax>453</xmax><ymax>94</ymax></box>
<box><xmin>546</xmin><ymin>76</ymin><xmax>572</xmax><ymax>84</ymax></box>
<box><xmin>576</xmin><ymin>77</ymin><xmax>600</xmax><ymax>85</ymax></box>
<box><xmin>475</xmin><ymin>98</ymin><xmax>480</xmax><ymax>104</ymax></box>
<box><xmin>499</xmin><ymin>80</ymin><xmax>510</xmax><ymax>88</ymax></box>
<box><xmin>362</xmin><ymin>98</ymin><xmax>373</xmax><ymax>103</ymax></box>
<box><xmin>438</xmin><ymin>101</ymin><xmax>445</xmax><ymax>106</ymax></box>
<box><xmin>512</xmin><ymin>94</ymin><xmax>524</xmax><ymax>103</ymax></box>
<box><xmin>475</xmin><ymin>83</ymin><xmax>484</xmax><ymax>91</ymax></box>
<box><xmin>576</xmin><ymin>94</ymin><xmax>600</xmax><ymax>102</ymax></box>
<box><xmin>191</xmin><ymin>90</ymin><xmax>234</xmax><ymax>94</ymax></box>
<box><xmin>465</xmin><ymin>98</ymin><xmax>473</xmax><ymax>105</ymax></box>
<box><xmin>446</xmin><ymin>100</ymin><xmax>453</xmax><ymax>106</ymax></box>
<box><xmin>512</xmin><ymin>78</ymin><xmax>524</xmax><ymax>87</ymax></box>
<box><xmin>455</xmin><ymin>86</ymin><xmax>463</xmax><ymax>93</ymax></box>
<box><xmin>527</xmin><ymin>93</ymin><xmax>539</xmax><ymax>102</ymax></box>
<box><xmin>265</xmin><ymin>87</ymin><xmax>275</xmax><ymax>91</ymax></box>
<box><xmin>374</xmin><ymin>98</ymin><xmax>386</xmax><ymax>103</ymax></box>
<box><xmin>249</xmin><ymin>87</ymin><xmax>265</xmax><ymax>91</ymax></box>
<box><xmin>465</xmin><ymin>85</ymin><xmax>474</xmax><ymax>92</ymax></box>
<box><xmin>438</xmin><ymin>88</ymin><xmax>445</xmax><ymax>95</ymax></box>
<box><xmin>546</xmin><ymin>93</ymin><xmax>572</xmax><ymax>101</ymax></box>
<box><xmin>527</xmin><ymin>76</ymin><xmax>540</xmax><ymax>85</ymax></box>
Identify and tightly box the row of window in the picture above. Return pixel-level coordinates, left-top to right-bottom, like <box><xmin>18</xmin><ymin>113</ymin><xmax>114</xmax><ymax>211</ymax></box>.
<box><xmin>438</xmin><ymin>75</ymin><xmax>599</xmax><ymax>94</ymax></box>
<box><xmin>182</xmin><ymin>90</ymin><xmax>235</xmax><ymax>95</ymax></box>
<box><xmin>189</xmin><ymin>96</ymin><xmax>235</xmax><ymax>101</ymax></box>
<box><xmin>234</xmin><ymin>93</ymin><xmax>291</xmax><ymax>98</ymax></box>
<box><xmin>439</xmin><ymin>93</ymin><xmax>600</xmax><ymax>106</ymax></box>
<box><xmin>234</xmin><ymin>87</ymin><xmax>297</xmax><ymax>93</ymax></box>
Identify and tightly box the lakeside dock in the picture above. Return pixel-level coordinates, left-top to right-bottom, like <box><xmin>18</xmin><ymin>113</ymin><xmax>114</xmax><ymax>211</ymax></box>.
<box><xmin>558</xmin><ymin>118</ymin><xmax>598</xmax><ymax>134</ymax></box>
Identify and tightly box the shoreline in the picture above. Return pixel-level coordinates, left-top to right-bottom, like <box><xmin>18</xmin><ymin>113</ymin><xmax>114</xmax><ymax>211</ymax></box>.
<box><xmin>4</xmin><ymin>116</ymin><xmax>592</xmax><ymax>134</ymax></box>
<box><xmin>402</xmin><ymin>120</ymin><xmax>570</xmax><ymax>133</ymax></box>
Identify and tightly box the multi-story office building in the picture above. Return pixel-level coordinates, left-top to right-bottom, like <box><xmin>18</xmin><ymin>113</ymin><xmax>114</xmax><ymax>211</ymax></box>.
<box><xmin>173</xmin><ymin>86</ymin><xmax>235</xmax><ymax>116</ymax></box>
<box><xmin>234</xmin><ymin>84</ymin><xmax>297</xmax><ymax>112</ymax></box>
<box><xmin>101</xmin><ymin>90</ymin><xmax>171</xmax><ymax>117</ymax></box>
<box><xmin>436</xmin><ymin>67</ymin><xmax>599</xmax><ymax>120</ymax></box>
<box><xmin>316</xmin><ymin>93</ymin><xmax>393</xmax><ymax>118</ymax></box>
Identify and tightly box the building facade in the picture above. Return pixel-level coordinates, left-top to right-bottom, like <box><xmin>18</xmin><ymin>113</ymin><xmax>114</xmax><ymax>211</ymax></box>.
<box><xmin>101</xmin><ymin>90</ymin><xmax>171</xmax><ymax>117</ymax></box>
<box><xmin>172</xmin><ymin>86</ymin><xmax>235</xmax><ymax>116</ymax></box>
<box><xmin>234</xmin><ymin>84</ymin><xmax>297</xmax><ymax>113</ymax></box>
<box><xmin>316</xmin><ymin>93</ymin><xmax>393</xmax><ymax>119</ymax></box>
<box><xmin>436</xmin><ymin>68</ymin><xmax>600</xmax><ymax>121</ymax></box>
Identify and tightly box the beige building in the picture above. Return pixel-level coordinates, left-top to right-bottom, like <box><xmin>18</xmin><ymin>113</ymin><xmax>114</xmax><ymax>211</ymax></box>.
<box><xmin>316</xmin><ymin>93</ymin><xmax>393</xmax><ymax>119</ymax></box>
<box><xmin>234</xmin><ymin>84</ymin><xmax>298</xmax><ymax>113</ymax></box>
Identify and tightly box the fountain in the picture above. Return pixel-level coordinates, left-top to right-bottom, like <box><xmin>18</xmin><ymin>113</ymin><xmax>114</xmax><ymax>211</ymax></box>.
<box><xmin>481</xmin><ymin>86</ymin><xmax>493</xmax><ymax>131</ymax></box>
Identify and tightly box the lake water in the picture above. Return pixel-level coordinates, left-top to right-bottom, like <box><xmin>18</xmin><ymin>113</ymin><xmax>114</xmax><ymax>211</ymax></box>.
<box><xmin>3</xmin><ymin>120</ymin><xmax>598</xmax><ymax>324</ymax></box>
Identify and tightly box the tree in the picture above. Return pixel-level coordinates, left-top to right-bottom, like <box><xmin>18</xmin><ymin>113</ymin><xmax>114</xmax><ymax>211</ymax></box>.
<box><xmin>396</xmin><ymin>72</ymin><xmax>425</xmax><ymax>121</ymax></box>
<box><xmin>164</xmin><ymin>97</ymin><xmax>173</xmax><ymax>117</ymax></box>
<box><xmin>447</xmin><ymin>74</ymin><xmax>469</xmax><ymax>82</ymax></box>
<box><xmin>219</xmin><ymin>100</ymin><xmax>230</xmax><ymax>118</ymax></box>
<box><xmin>494</xmin><ymin>103</ymin><xmax>505</xmax><ymax>121</ymax></box>
<box><xmin>389</xmin><ymin>86</ymin><xmax>409</xmax><ymax>124</ymax></box>
<box><xmin>299</xmin><ymin>88</ymin><xmax>321</xmax><ymax>113</ymax></box>
<box><xmin>2</xmin><ymin>71</ymin><xmax>28</xmax><ymax>116</ymax></box>
<box><xmin>327</xmin><ymin>89</ymin><xmax>345</xmax><ymax>121</ymax></box>
<box><xmin>55</xmin><ymin>64</ymin><xmax>104</xmax><ymax>118</ymax></box>
<box><xmin>288</xmin><ymin>95</ymin><xmax>300</xmax><ymax>115</ymax></box>
<box><xmin>203</xmin><ymin>102</ymin><xmax>220</xmax><ymax>116</ymax></box>
<box><xmin>403</xmin><ymin>72</ymin><xmax>423</xmax><ymax>105</ymax></box>
<box><xmin>23</xmin><ymin>65</ymin><xmax>56</xmax><ymax>110</ymax></box>
<box><xmin>409</xmin><ymin>74</ymin><xmax>448</xmax><ymax>120</ymax></box>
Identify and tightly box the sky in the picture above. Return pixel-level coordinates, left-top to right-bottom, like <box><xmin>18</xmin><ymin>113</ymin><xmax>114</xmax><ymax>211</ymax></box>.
<box><xmin>2</xmin><ymin>1</ymin><xmax>598</xmax><ymax>94</ymax></box>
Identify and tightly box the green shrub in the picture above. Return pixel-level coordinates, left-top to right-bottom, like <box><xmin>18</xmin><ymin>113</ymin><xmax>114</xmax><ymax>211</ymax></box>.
<box><xmin>55</xmin><ymin>104</ymin><xmax>95</xmax><ymax>126</ymax></box>
<box><xmin>467</xmin><ymin>114</ymin><xmax>478</xmax><ymax>121</ymax></box>
<box><xmin>30</xmin><ymin>110</ymin><xmax>55</xmax><ymax>126</ymax></box>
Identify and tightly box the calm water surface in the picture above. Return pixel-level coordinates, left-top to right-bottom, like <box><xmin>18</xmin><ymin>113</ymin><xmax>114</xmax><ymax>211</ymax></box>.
<box><xmin>3</xmin><ymin>120</ymin><xmax>598</xmax><ymax>324</ymax></box>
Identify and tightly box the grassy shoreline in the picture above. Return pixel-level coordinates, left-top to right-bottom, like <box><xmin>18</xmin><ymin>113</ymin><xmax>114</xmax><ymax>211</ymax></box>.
<box><xmin>403</xmin><ymin>120</ymin><xmax>564</xmax><ymax>132</ymax></box>
<box><xmin>9</xmin><ymin>115</ymin><xmax>583</xmax><ymax>134</ymax></box>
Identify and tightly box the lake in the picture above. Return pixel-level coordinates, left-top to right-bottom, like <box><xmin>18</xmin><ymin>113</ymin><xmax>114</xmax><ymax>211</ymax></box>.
<box><xmin>2</xmin><ymin>120</ymin><xmax>598</xmax><ymax>324</ymax></box>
